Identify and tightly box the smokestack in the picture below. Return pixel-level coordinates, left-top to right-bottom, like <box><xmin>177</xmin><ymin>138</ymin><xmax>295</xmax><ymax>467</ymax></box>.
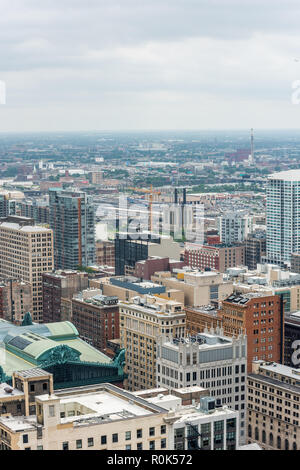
<box><xmin>174</xmin><ymin>188</ymin><xmax>178</xmax><ymax>204</ymax></box>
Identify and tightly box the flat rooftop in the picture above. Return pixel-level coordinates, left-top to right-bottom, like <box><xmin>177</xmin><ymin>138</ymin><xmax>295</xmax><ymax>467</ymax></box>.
<box><xmin>268</xmin><ymin>169</ymin><xmax>300</xmax><ymax>181</ymax></box>
<box><xmin>0</xmin><ymin>383</ymin><xmax>24</xmax><ymax>400</ymax></box>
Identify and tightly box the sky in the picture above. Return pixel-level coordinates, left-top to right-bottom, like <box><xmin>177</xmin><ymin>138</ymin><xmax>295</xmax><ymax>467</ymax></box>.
<box><xmin>1</xmin><ymin>0</ymin><xmax>300</xmax><ymax>132</ymax></box>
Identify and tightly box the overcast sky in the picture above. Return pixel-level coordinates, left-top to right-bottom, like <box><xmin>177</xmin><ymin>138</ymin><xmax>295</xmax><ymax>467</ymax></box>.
<box><xmin>1</xmin><ymin>0</ymin><xmax>300</xmax><ymax>132</ymax></box>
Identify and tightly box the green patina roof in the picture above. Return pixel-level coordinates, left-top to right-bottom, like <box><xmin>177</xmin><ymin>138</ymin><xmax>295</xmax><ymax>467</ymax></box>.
<box><xmin>60</xmin><ymin>339</ymin><xmax>111</xmax><ymax>364</ymax></box>
<box><xmin>44</xmin><ymin>321</ymin><xmax>79</xmax><ymax>339</ymax></box>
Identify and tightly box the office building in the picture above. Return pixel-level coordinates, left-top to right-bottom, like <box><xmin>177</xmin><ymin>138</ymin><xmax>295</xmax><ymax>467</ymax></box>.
<box><xmin>221</xmin><ymin>293</ymin><xmax>284</xmax><ymax>371</ymax></box>
<box><xmin>42</xmin><ymin>270</ymin><xmax>89</xmax><ymax>323</ymax></box>
<box><xmin>96</xmin><ymin>241</ymin><xmax>115</xmax><ymax>267</ymax></box>
<box><xmin>49</xmin><ymin>189</ymin><xmax>95</xmax><ymax>270</ymax></box>
<box><xmin>71</xmin><ymin>292</ymin><xmax>119</xmax><ymax>355</ymax></box>
<box><xmin>245</xmin><ymin>231</ymin><xmax>266</xmax><ymax>270</ymax></box>
<box><xmin>0</xmin><ymin>218</ymin><xmax>53</xmax><ymax>322</ymax></box>
<box><xmin>0</xmin><ymin>279</ymin><xmax>32</xmax><ymax>324</ymax></box>
<box><xmin>0</xmin><ymin>383</ymin><xmax>170</xmax><ymax>451</ymax></box>
<box><xmin>291</xmin><ymin>253</ymin><xmax>300</xmax><ymax>274</ymax></box>
<box><xmin>152</xmin><ymin>269</ymin><xmax>233</xmax><ymax>307</ymax></box>
<box><xmin>247</xmin><ymin>361</ymin><xmax>300</xmax><ymax>450</ymax></box>
<box><xmin>119</xmin><ymin>295</ymin><xmax>186</xmax><ymax>391</ymax></box>
<box><xmin>184</xmin><ymin>243</ymin><xmax>245</xmax><ymax>273</ymax></box>
<box><xmin>156</xmin><ymin>330</ymin><xmax>247</xmax><ymax>443</ymax></box>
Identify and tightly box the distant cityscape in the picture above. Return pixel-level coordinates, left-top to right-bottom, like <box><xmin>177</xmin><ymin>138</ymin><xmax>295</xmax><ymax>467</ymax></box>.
<box><xmin>0</xmin><ymin>129</ymin><xmax>299</xmax><ymax>451</ymax></box>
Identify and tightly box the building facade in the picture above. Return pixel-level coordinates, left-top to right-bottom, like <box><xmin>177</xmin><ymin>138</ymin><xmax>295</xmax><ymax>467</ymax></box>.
<box><xmin>0</xmin><ymin>218</ymin><xmax>53</xmax><ymax>322</ymax></box>
<box><xmin>120</xmin><ymin>295</ymin><xmax>186</xmax><ymax>391</ymax></box>
<box><xmin>266</xmin><ymin>170</ymin><xmax>300</xmax><ymax>265</ymax></box>
<box><xmin>156</xmin><ymin>331</ymin><xmax>247</xmax><ymax>444</ymax></box>
<box><xmin>49</xmin><ymin>189</ymin><xmax>95</xmax><ymax>270</ymax></box>
<box><xmin>42</xmin><ymin>270</ymin><xmax>89</xmax><ymax>323</ymax></box>
<box><xmin>247</xmin><ymin>361</ymin><xmax>300</xmax><ymax>450</ymax></box>
<box><xmin>184</xmin><ymin>243</ymin><xmax>245</xmax><ymax>273</ymax></box>
<box><xmin>221</xmin><ymin>293</ymin><xmax>284</xmax><ymax>372</ymax></box>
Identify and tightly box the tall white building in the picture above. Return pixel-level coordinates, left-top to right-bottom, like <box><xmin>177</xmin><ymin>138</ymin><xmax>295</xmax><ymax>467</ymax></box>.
<box><xmin>156</xmin><ymin>329</ymin><xmax>247</xmax><ymax>444</ymax></box>
<box><xmin>266</xmin><ymin>170</ymin><xmax>300</xmax><ymax>265</ymax></box>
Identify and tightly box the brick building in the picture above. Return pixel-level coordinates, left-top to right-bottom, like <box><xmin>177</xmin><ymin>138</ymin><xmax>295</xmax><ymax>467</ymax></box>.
<box><xmin>184</xmin><ymin>243</ymin><xmax>245</xmax><ymax>273</ymax></box>
<box><xmin>95</xmin><ymin>241</ymin><xmax>115</xmax><ymax>267</ymax></box>
<box><xmin>221</xmin><ymin>293</ymin><xmax>284</xmax><ymax>371</ymax></box>
<box><xmin>71</xmin><ymin>293</ymin><xmax>119</xmax><ymax>355</ymax></box>
<box><xmin>42</xmin><ymin>270</ymin><xmax>89</xmax><ymax>323</ymax></box>
<box><xmin>135</xmin><ymin>257</ymin><xmax>185</xmax><ymax>281</ymax></box>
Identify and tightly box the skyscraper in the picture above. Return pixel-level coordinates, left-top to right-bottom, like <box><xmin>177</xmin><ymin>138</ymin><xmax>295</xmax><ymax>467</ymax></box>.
<box><xmin>266</xmin><ymin>170</ymin><xmax>300</xmax><ymax>265</ymax></box>
<box><xmin>49</xmin><ymin>189</ymin><xmax>95</xmax><ymax>270</ymax></box>
<box><xmin>0</xmin><ymin>217</ymin><xmax>53</xmax><ymax>322</ymax></box>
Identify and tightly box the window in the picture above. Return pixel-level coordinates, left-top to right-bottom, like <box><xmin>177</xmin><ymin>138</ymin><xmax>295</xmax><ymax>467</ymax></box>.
<box><xmin>149</xmin><ymin>427</ymin><xmax>155</xmax><ymax>437</ymax></box>
<box><xmin>125</xmin><ymin>431</ymin><xmax>131</xmax><ymax>441</ymax></box>
<box><xmin>161</xmin><ymin>425</ymin><xmax>166</xmax><ymax>434</ymax></box>
<box><xmin>112</xmin><ymin>433</ymin><xmax>118</xmax><ymax>443</ymax></box>
<box><xmin>137</xmin><ymin>429</ymin><xmax>142</xmax><ymax>439</ymax></box>
<box><xmin>62</xmin><ymin>442</ymin><xmax>69</xmax><ymax>451</ymax></box>
<box><xmin>137</xmin><ymin>443</ymin><xmax>143</xmax><ymax>450</ymax></box>
<box><xmin>49</xmin><ymin>405</ymin><xmax>55</xmax><ymax>417</ymax></box>
<box><xmin>161</xmin><ymin>438</ymin><xmax>167</xmax><ymax>449</ymax></box>
<box><xmin>88</xmin><ymin>438</ymin><xmax>94</xmax><ymax>447</ymax></box>
<box><xmin>149</xmin><ymin>441</ymin><xmax>155</xmax><ymax>450</ymax></box>
<box><xmin>101</xmin><ymin>436</ymin><xmax>107</xmax><ymax>445</ymax></box>
<box><xmin>76</xmin><ymin>440</ymin><xmax>82</xmax><ymax>449</ymax></box>
<box><xmin>125</xmin><ymin>445</ymin><xmax>131</xmax><ymax>450</ymax></box>
<box><xmin>23</xmin><ymin>434</ymin><xmax>29</xmax><ymax>444</ymax></box>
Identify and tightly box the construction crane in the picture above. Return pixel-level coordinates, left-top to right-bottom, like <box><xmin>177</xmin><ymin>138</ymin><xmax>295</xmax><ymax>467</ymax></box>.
<box><xmin>128</xmin><ymin>185</ymin><xmax>161</xmax><ymax>232</ymax></box>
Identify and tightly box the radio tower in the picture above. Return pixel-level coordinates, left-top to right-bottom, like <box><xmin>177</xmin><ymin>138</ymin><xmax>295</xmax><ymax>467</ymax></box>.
<box><xmin>250</xmin><ymin>128</ymin><xmax>254</xmax><ymax>163</ymax></box>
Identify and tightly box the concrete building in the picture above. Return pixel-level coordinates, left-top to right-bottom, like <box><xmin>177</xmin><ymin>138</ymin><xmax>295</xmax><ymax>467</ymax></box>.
<box><xmin>151</xmin><ymin>269</ymin><xmax>233</xmax><ymax>307</ymax></box>
<box><xmin>266</xmin><ymin>170</ymin><xmax>300</xmax><ymax>265</ymax></box>
<box><xmin>49</xmin><ymin>189</ymin><xmax>95</xmax><ymax>270</ymax></box>
<box><xmin>71</xmin><ymin>292</ymin><xmax>119</xmax><ymax>355</ymax></box>
<box><xmin>0</xmin><ymin>382</ymin><xmax>170</xmax><ymax>451</ymax></box>
<box><xmin>184</xmin><ymin>243</ymin><xmax>245</xmax><ymax>273</ymax></box>
<box><xmin>0</xmin><ymin>218</ymin><xmax>53</xmax><ymax>322</ymax></box>
<box><xmin>120</xmin><ymin>295</ymin><xmax>186</xmax><ymax>391</ymax></box>
<box><xmin>0</xmin><ymin>279</ymin><xmax>32</xmax><ymax>324</ymax></box>
<box><xmin>156</xmin><ymin>330</ymin><xmax>247</xmax><ymax>443</ymax></box>
<box><xmin>42</xmin><ymin>270</ymin><xmax>89</xmax><ymax>323</ymax></box>
<box><xmin>247</xmin><ymin>361</ymin><xmax>300</xmax><ymax>450</ymax></box>
<box><xmin>221</xmin><ymin>293</ymin><xmax>284</xmax><ymax>371</ymax></box>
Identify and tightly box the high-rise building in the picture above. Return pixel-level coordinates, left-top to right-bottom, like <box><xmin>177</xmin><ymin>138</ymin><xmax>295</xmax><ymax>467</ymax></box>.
<box><xmin>266</xmin><ymin>170</ymin><xmax>300</xmax><ymax>265</ymax></box>
<box><xmin>218</xmin><ymin>214</ymin><xmax>253</xmax><ymax>245</ymax></box>
<box><xmin>0</xmin><ymin>217</ymin><xmax>53</xmax><ymax>322</ymax></box>
<box><xmin>49</xmin><ymin>189</ymin><xmax>95</xmax><ymax>270</ymax></box>
<box><xmin>119</xmin><ymin>295</ymin><xmax>186</xmax><ymax>391</ymax></box>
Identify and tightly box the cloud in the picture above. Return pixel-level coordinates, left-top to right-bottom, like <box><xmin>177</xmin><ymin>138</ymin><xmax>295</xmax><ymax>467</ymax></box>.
<box><xmin>1</xmin><ymin>0</ymin><xmax>300</xmax><ymax>130</ymax></box>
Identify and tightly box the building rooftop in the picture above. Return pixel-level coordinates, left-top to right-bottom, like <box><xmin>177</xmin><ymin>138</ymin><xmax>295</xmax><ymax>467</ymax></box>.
<box><xmin>268</xmin><ymin>169</ymin><xmax>300</xmax><ymax>181</ymax></box>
